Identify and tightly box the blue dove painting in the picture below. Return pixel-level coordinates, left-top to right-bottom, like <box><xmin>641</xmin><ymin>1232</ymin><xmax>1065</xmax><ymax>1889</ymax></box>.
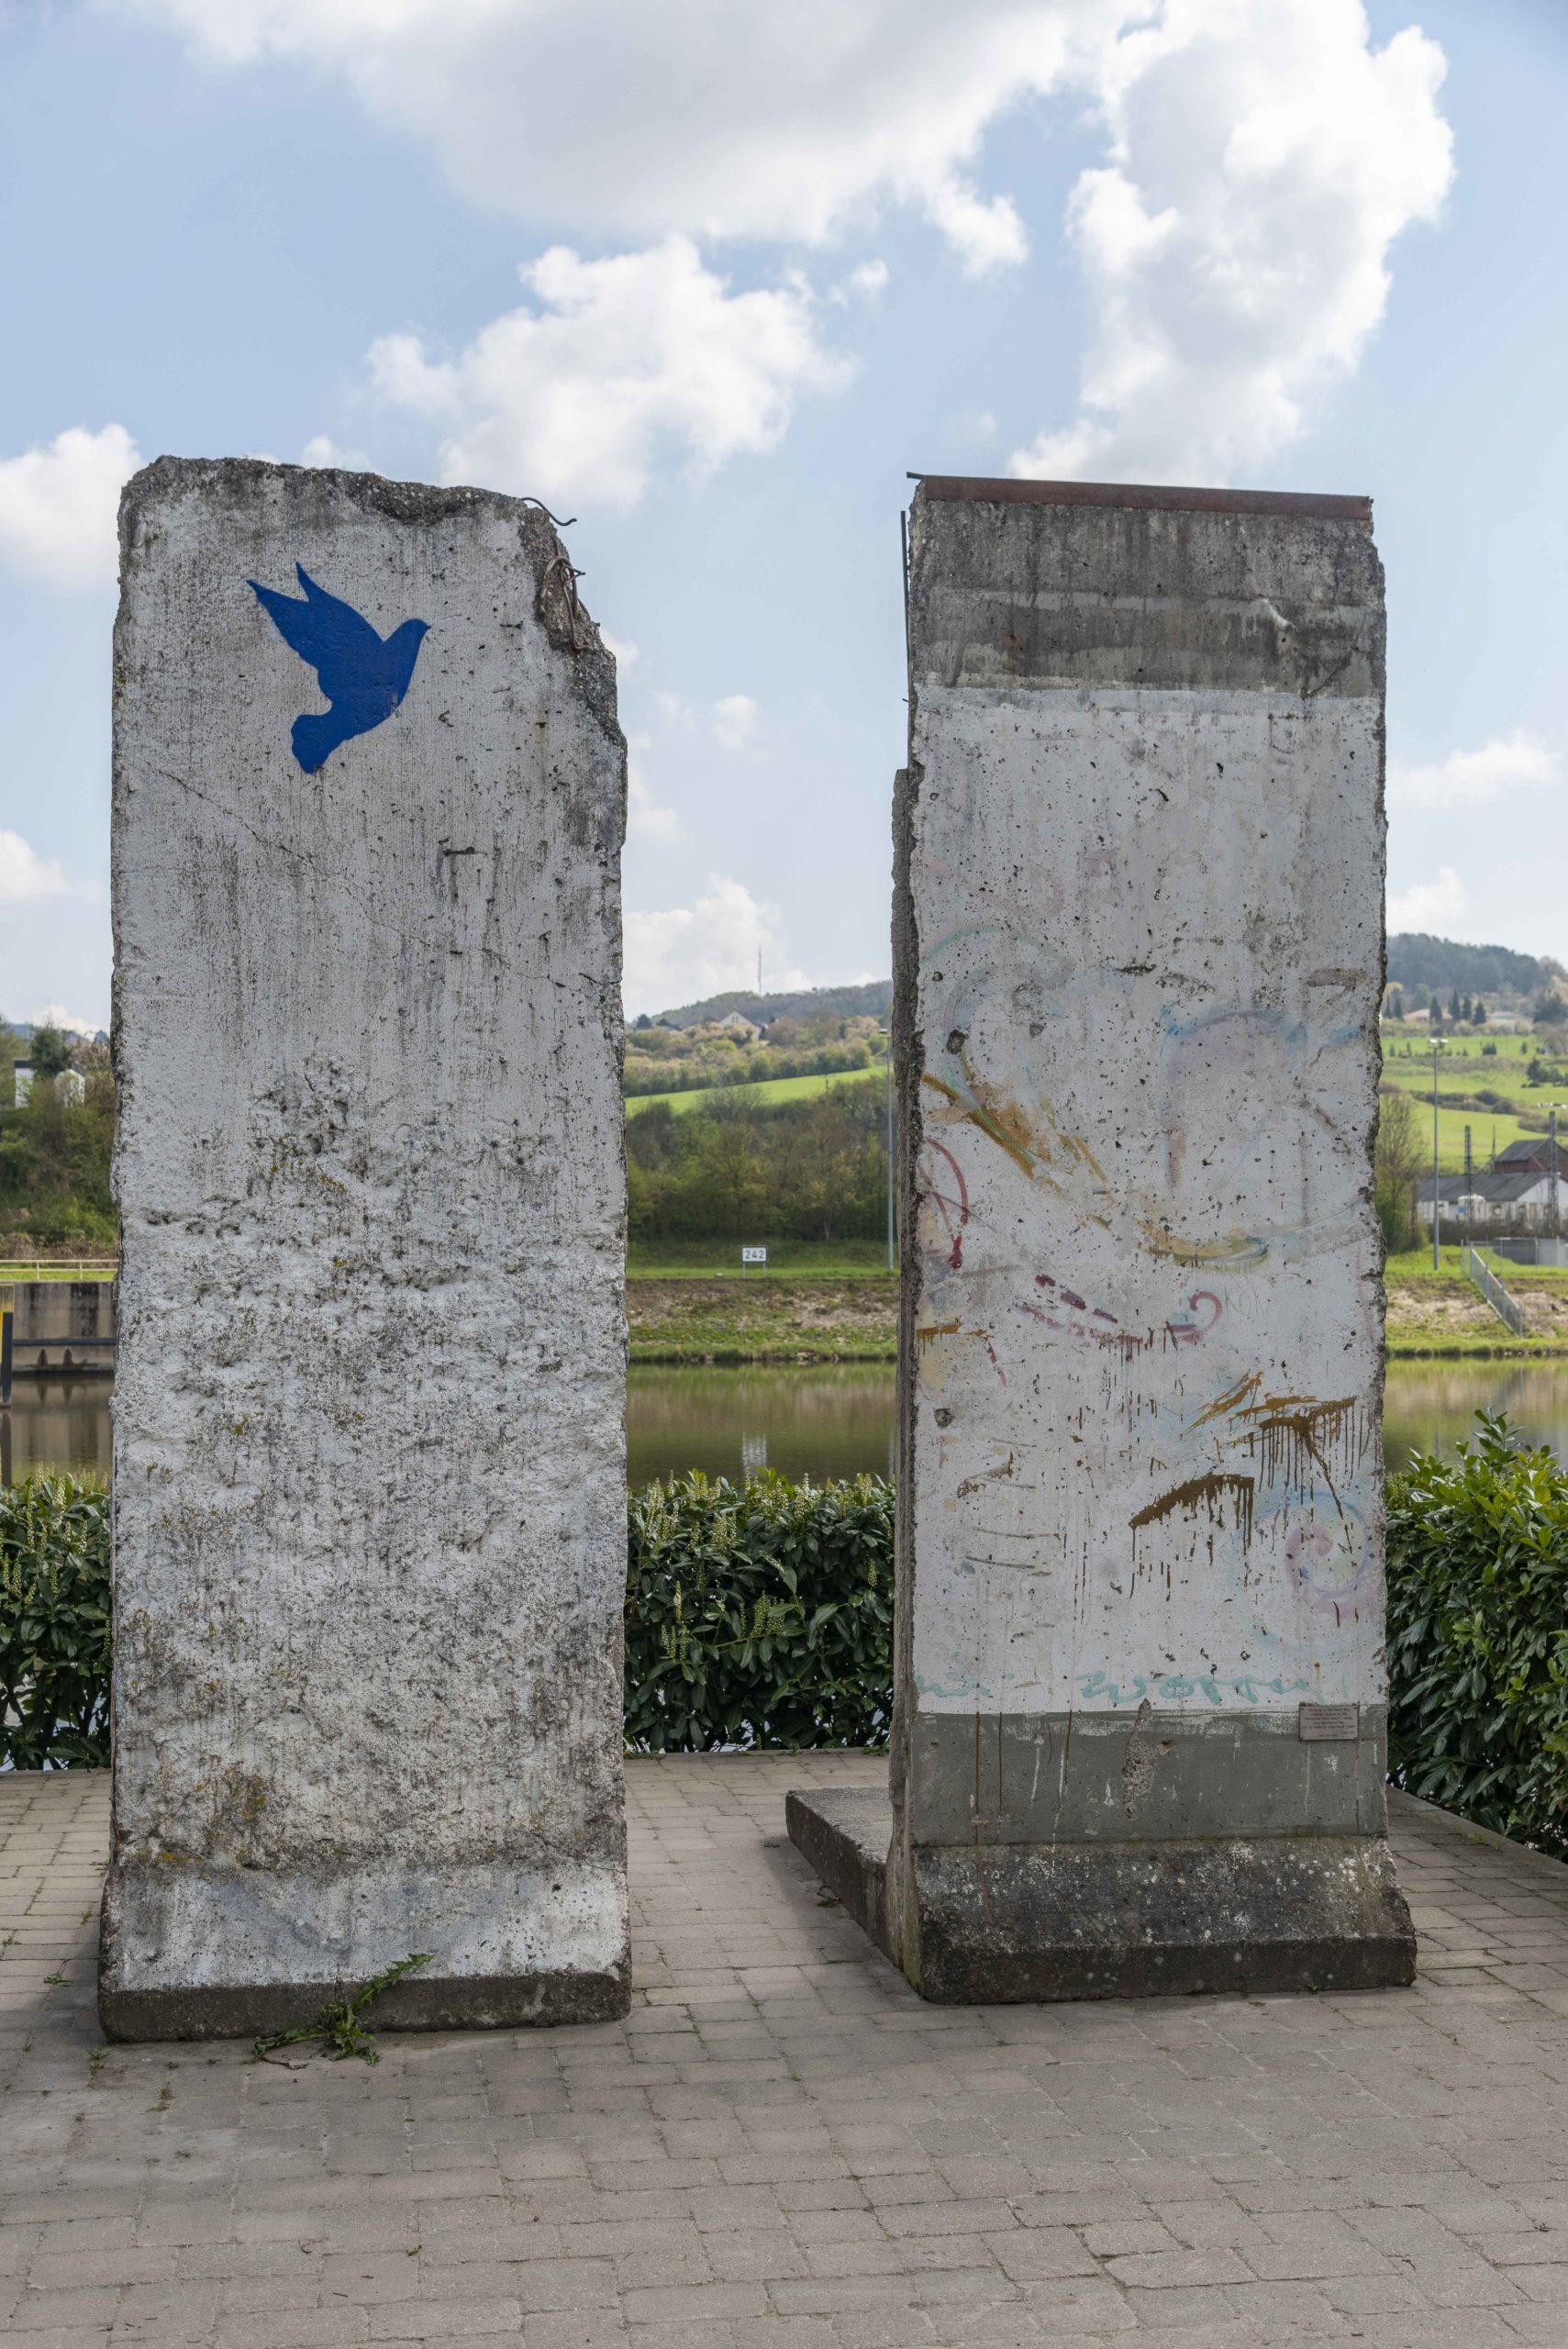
<box><xmin>248</xmin><ymin>564</ymin><xmax>429</xmax><ymax>774</ymax></box>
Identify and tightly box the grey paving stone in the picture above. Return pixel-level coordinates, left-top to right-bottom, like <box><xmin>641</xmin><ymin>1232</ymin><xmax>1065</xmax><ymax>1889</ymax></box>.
<box><xmin>10</xmin><ymin>1763</ymin><xmax>1568</xmax><ymax>2344</ymax></box>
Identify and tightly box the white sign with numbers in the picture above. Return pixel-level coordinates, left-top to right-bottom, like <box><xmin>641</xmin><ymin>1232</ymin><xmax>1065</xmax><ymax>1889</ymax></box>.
<box><xmin>740</xmin><ymin>1247</ymin><xmax>767</xmax><ymax>1266</ymax></box>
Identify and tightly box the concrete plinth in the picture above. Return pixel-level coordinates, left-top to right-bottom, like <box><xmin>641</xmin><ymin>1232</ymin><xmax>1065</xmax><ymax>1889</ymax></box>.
<box><xmin>792</xmin><ymin>474</ymin><xmax>1414</xmax><ymax>2000</ymax></box>
<box><xmin>103</xmin><ymin>458</ymin><xmax>629</xmax><ymax>2038</ymax></box>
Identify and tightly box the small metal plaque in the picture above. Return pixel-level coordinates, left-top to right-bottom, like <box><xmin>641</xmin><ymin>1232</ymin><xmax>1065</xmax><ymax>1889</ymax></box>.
<box><xmin>1299</xmin><ymin>1702</ymin><xmax>1359</xmax><ymax>1742</ymax></box>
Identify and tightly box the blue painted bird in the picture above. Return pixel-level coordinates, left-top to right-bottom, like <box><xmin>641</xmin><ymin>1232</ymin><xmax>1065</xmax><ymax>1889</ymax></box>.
<box><xmin>248</xmin><ymin>563</ymin><xmax>429</xmax><ymax>774</ymax></box>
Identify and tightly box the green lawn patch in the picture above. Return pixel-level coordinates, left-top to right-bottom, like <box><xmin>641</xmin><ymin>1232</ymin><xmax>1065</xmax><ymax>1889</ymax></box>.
<box><xmin>627</xmin><ymin>1070</ymin><xmax>884</xmax><ymax>1117</ymax></box>
<box><xmin>629</xmin><ymin>1275</ymin><xmax>896</xmax><ymax>1364</ymax></box>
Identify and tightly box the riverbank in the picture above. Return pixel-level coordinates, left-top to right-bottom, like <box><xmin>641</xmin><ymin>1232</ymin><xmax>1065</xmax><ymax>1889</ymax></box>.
<box><xmin>629</xmin><ymin>1276</ymin><xmax>896</xmax><ymax>1364</ymax></box>
<box><xmin>628</xmin><ymin>1268</ymin><xmax>1568</xmax><ymax>1363</ymax></box>
<box><xmin>9</xmin><ymin>1252</ymin><xmax>1566</xmax><ymax>1364</ymax></box>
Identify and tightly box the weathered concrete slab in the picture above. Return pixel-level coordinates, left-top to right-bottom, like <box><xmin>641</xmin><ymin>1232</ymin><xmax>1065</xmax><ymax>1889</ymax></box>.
<box><xmin>792</xmin><ymin>475</ymin><xmax>1412</xmax><ymax>1999</ymax></box>
<box><xmin>104</xmin><ymin>458</ymin><xmax>628</xmax><ymax>2038</ymax></box>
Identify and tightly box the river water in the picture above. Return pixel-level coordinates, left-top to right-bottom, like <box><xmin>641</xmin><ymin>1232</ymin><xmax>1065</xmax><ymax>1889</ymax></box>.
<box><xmin>6</xmin><ymin>1359</ymin><xmax>1568</xmax><ymax>1487</ymax></box>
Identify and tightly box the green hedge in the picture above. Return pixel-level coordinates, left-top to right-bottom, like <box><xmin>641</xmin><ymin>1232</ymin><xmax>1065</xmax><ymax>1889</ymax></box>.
<box><xmin>14</xmin><ymin>1428</ymin><xmax>1568</xmax><ymax>1861</ymax></box>
<box><xmin>1</xmin><ymin>1475</ymin><xmax>112</xmax><ymax>1768</ymax></box>
<box><xmin>626</xmin><ymin>1472</ymin><xmax>893</xmax><ymax>1751</ymax></box>
<box><xmin>1386</xmin><ymin>1413</ymin><xmax>1568</xmax><ymax>1855</ymax></box>
<box><xmin>1</xmin><ymin>1468</ymin><xmax>895</xmax><ymax>1768</ymax></box>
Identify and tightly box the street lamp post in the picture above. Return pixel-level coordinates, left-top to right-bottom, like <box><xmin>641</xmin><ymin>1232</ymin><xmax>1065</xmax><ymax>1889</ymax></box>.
<box><xmin>1463</xmin><ymin>1122</ymin><xmax>1473</xmax><ymax>1252</ymax></box>
<box><xmin>1429</xmin><ymin>1039</ymin><xmax>1442</xmax><ymax>1272</ymax></box>
<box><xmin>885</xmin><ymin>1030</ymin><xmax>895</xmax><ymax>1275</ymax></box>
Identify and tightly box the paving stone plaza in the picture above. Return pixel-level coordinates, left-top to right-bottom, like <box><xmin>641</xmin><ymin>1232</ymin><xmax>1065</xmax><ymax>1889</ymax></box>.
<box><xmin>9</xmin><ymin>1754</ymin><xmax>1568</xmax><ymax>2347</ymax></box>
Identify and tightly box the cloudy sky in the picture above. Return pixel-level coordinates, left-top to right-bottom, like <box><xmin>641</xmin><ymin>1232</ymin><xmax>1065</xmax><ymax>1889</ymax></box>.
<box><xmin>0</xmin><ymin>0</ymin><xmax>1563</xmax><ymax>1031</ymax></box>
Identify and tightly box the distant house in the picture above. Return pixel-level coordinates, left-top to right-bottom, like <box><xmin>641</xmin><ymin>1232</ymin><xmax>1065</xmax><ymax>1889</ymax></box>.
<box><xmin>717</xmin><ymin>1013</ymin><xmax>760</xmax><ymax>1040</ymax></box>
<box><xmin>1398</xmin><ymin>1006</ymin><xmax>1432</xmax><ymax>1025</ymax></box>
<box><xmin>1417</xmin><ymin>1160</ymin><xmax>1562</xmax><ymax>1228</ymax></box>
<box><xmin>1494</xmin><ymin>1138</ymin><xmax>1568</xmax><ymax>1176</ymax></box>
<box><xmin>1486</xmin><ymin>1012</ymin><xmax>1529</xmax><ymax>1031</ymax></box>
<box><xmin>9</xmin><ymin>1062</ymin><xmax>85</xmax><ymax>1108</ymax></box>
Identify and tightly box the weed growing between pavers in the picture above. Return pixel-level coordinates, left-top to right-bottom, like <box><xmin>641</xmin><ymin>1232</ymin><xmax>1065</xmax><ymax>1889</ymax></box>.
<box><xmin>251</xmin><ymin>1952</ymin><xmax>433</xmax><ymax>2065</ymax></box>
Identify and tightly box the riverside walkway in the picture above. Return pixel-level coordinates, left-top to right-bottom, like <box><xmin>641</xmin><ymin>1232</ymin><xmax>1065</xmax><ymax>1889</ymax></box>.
<box><xmin>6</xmin><ymin>1755</ymin><xmax>1568</xmax><ymax>2347</ymax></box>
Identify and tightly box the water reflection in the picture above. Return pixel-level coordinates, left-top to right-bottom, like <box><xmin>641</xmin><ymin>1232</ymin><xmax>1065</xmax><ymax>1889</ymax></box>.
<box><xmin>1382</xmin><ymin>1361</ymin><xmax>1568</xmax><ymax>1474</ymax></box>
<box><xmin>1</xmin><ymin>1380</ymin><xmax>112</xmax><ymax>1484</ymax></box>
<box><xmin>627</xmin><ymin>1365</ymin><xmax>895</xmax><ymax>1488</ymax></box>
<box><xmin>6</xmin><ymin>1360</ymin><xmax>1568</xmax><ymax>1489</ymax></box>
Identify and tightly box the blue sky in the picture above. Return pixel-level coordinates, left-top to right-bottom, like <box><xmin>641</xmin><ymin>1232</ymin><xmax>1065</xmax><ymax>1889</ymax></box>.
<box><xmin>0</xmin><ymin>0</ymin><xmax>1563</xmax><ymax>1032</ymax></box>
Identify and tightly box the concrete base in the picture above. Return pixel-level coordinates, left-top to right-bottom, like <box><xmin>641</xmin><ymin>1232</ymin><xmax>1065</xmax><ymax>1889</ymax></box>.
<box><xmin>99</xmin><ymin>1967</ymin><xmax>628</xmax><ymax>2043</ymax></box>
<box><xmin>98</xmin><ymin>1858</ymin><xmax>631</xmax><ymax>2041</ymax></box>
<box><xmin>787</xmin><ymin>1786</ymin><xmax>1417</xmax><ymax>2003</ymax></box>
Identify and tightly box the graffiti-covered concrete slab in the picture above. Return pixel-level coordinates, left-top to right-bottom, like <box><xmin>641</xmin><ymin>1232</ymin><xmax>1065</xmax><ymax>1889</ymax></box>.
<box><xmin>103</xmin><ymin>459</ymin><xmax>629</xmax><ymax>2038</ymax></box>
<box><xmin>793</xmin><ymin>475</ymin><xmax>1413</xmax><ymax>1999</ymax></box>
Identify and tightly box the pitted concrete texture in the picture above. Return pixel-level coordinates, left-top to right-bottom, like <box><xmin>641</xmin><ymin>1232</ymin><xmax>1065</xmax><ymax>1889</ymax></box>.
<box><xmin>886</xmin><ymin>477</ymin><xmax>1399</xmax><ymax>1995</ymax></box>
<box><xmin>107</xmin><ymin>460</ymin><xmax>628</xmax><ymax>2035</ymax></box>
<box><xmin>9</xmin><ymin>1758</ymin><xmax>1568</xmax><ymax>2346</ymax></box>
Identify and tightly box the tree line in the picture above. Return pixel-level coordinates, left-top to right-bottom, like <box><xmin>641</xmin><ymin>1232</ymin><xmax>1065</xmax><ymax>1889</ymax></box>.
<box><xmin>0</xmin><ymin>1029</ymin><xmax>116</xmax><ymax>1252</ymax></box>
<box><xmin>628</xmin><ymin>1079</ymin><xmax>887</xmax><ymax>1243</ymax></box>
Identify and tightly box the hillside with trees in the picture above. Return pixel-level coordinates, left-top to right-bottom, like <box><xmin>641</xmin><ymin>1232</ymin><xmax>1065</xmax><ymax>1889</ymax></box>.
<box><xmin>626</xmin><ymin>995</ymin><xmax>888</xmax><ymax>1099</ymax></box>
<box><xmin>0</xmin><ymin>1026</ymin><xmax>116</xmax><ymax>1252</ymax></box>
<box><xmin>1386</xmin><ymin>933</ymin><xmax>1562</xmax><ymax>1003</ymax></box>
<box><xmin>628</xmin><ymin>1077</ymin><xmax>886</xmax><ymax>1244</ymax></box>
<box><xmin>642</xmin><ymin>980</ymin><xmax>890</xmax><ymax>1030</ymax></box>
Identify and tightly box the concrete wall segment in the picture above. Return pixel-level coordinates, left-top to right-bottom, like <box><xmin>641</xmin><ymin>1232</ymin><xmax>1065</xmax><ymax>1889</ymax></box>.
<box><xmin>909</xmin><ymin>489</ymin><xmax>1383</xmax><ymax>698</ymax></box>
<box><xmin>104</xmin><ymin>458</ymin><xmax>629</xmax><ymax>2034</ymax></box>
<box><xmin>896</xmin><ymin>480</ymin><xmax>1388</xmax><ymax>1822</ymax></box>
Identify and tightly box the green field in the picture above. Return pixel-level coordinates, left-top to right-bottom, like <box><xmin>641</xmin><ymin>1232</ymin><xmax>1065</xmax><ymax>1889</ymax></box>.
<box><xmin>1381</xmin><ymin>1032</ymin><xmax>1559</xmax><ymax>1172</ymax></box>
<box><xmin>627</xmin><ymin>1068</ymin><xmax>884</xmax><ymax>1118</ymax></box>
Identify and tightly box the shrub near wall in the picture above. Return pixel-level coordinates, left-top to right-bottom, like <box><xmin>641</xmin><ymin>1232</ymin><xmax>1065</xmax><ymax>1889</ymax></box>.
<box><xmin>17</xmin><ymin>1428</ymin><xmax>1568</xmax><ymax>1831</ymax></box>
<box><xmin>1386</xmin><ymin>1414</ymin><xmax>1568</xmax><ymax>1856</ymax></box>
<box><xmin>0</xmin><ymin>1475</ymin><xmax>111</xmax><ymax>1768</ymax></box>
<box><xmin>4</xmin><ymin>1469</ymin><xmax>895</xmax><ymax>1767</ymax></box>
<box><xmin>625</xmin><ymin>1472</ymin><xmax>894</xmax><ymax>1751</ymax></box>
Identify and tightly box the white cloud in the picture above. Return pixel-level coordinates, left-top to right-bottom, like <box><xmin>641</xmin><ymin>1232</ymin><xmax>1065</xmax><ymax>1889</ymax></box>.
<box><xmin>126</xmin><ymin>0</ymin><xmax>1454</xmax><ymax>496</ymax></box>
<box><xmin>600</xmin><ymin>631</ymin><xmax>639</xmax><ymax>674</ymax></box>
<box><xmin>624</xmin><ymin>874</ymin><xmax>806</xmax><ymax>1016</ymax></box>
<box><xmin>923</xmin><ymin>176</ymin><xmax>1028</xmax><ymax>276</ymax></box>
<box><xmin>1389</xmin><ymin>731</ymin><xmax>1559</xmax><ymax>811</ymax></box>
<box><xmin>710</xmin><ymin>695</ymin><xmax>758</xmax><ymax>752</ymax></box>
<box><xmin>123</xmin><ymin>0</ymin><xmax>1085</xmax><ymax>270</ymax></box>
<box><xmin>1011</xmin><ymin>0</ymin><xmax>1453</xmax><ymax>484</ymax></box>
<box><xmin>370</xmin><ymin>238</ymin><xmax>851</xmax><ymax>508</ymax></box>
<box><xmin>29</xmin><ymin>1002</ymin><xmax>101</xmax><ymax>1039</ymax></box>
<box><xmin>0</xmin><ymin>424</ymin><xmax>140</xmax><ymax>588</ymax></box>
<box><xmin>0</xmin><ymin>832</ymin><xmax>74</xmax><ymax>905</ymax></box>
<box><xmin>653</xmin><ymin>688</ymin><xmax>762</xmax><ymax>749</ymax></box>
<box><xmin>300</xmin><ymin>432</ymin><xmax>368</xmax><ymax>469</ymax></box>
<box><xmin>1388</xmin><ymin>867</ymin><xmax>1466</xmax><ymax>934</ymax></box>
<box><xmin>830</xmin><ymin>260</ymin><xmax>890</xmax><ymax>306</ymax></box>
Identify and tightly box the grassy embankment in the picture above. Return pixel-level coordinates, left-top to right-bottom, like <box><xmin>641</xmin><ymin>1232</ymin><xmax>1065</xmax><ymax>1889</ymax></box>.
<box><xmin>8</xmin><ymin>1248</ymin><xmax>1562</xmax><ymax>1366</ymax></box>
<box><xmin>1382</xmin><ymin>1246</ymin><xmax>1568</xmax><ymax>1359</ymax></box>
<box><xmin>629</xmin><ymin>1242</ymin><xmax>1568</xmax><ymax>1364</ymax></box>
<box><xmin>628</xmin><ymin>1240</ymin><xmax>895</xmax><ymax>1364</ymax></box>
